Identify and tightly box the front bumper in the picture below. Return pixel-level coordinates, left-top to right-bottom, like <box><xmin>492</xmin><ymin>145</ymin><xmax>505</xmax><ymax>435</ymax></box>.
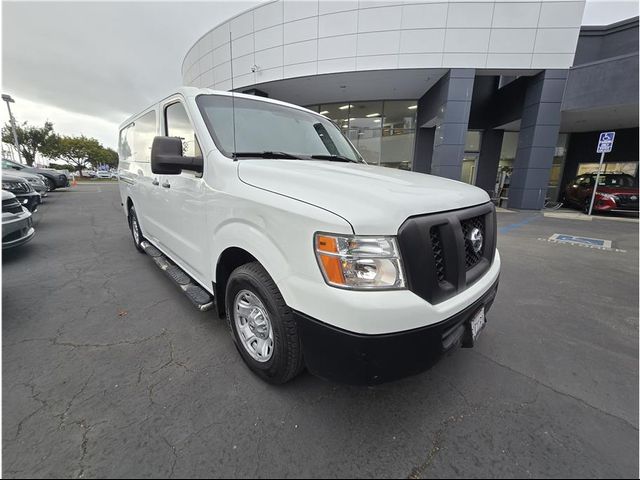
<box><xmin>14</xmin><ymin>192</ymin><xmax>41</xmax><ymax>212</ymax></box>
<box><xmin>593</xmin><ymin>197</ymin><xmax>639</xmax><ymax>213</ymax></box>
<box><xmin>32</xmin><ymin>184</ymin><xmax>48</xmax><ymax>196</ymax></box>
<box><xmin>2</xmin><ymin>211</ymin><xmax>35</xmax><ymax>249</ymax></box>
<box><xmin>294</xmin><ymin>278</ymin><xmax>499</xmax><ymax>385</ymax></box>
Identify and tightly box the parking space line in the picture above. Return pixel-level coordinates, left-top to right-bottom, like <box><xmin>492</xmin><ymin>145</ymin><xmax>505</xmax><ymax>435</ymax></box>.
<box><xmin>498</xmin><ymin>215</ymin><xmax>540</xmax><ymax>234</ymax></box>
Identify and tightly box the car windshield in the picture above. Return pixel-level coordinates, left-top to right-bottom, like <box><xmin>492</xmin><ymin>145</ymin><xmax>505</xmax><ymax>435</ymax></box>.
<box><xmin>196</xmin><ymin>94</ymin><xmax>362</xmax><ymax>162</ymax></box>
<box><xmin>596</xmin><ymin>174</ymin><xmax>637</xmax><ymax>187</ymax></box>
<box><xmin>2</xmin><ymin>159</ymin><xmax>24</xmax><ymax>170</ymax></box>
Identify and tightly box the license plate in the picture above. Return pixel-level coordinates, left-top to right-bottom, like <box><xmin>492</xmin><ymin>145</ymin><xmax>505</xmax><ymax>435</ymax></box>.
<box><xmin>470</xmin><ymin>307</ymin><xmax>486</xmax><ymax>341</ymax></box>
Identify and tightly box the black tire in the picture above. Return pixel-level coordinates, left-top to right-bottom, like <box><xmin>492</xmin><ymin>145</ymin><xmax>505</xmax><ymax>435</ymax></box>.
<box><xmin>583</xmin><ymin>199</ymin><xmax>592</xmax><ymax>214</ymax></box>
<box><xmin>43</xmin><ymin>178</ymin><xmax>54</xmax><ymax>191</ymax></box>
<box><xmin>225</xmin><ymin>262</ymin><xmax>304</xmax><ymax>384</ymax></box>
<box><xmin>128</xmin><ymin>206</ymin><xmax>145</xmax><ymax>253</ymax></box>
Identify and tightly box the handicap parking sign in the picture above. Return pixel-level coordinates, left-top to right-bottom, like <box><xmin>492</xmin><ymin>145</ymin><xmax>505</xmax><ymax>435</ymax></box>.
<box><xmin>597</xmin><ymin>132</ymin><xmax>615</xmax><ymax>153</ymax></box>
<box><xmin>549</xmin><ymin>233</ymin><xmax>612</xmax><ymax>249</ymax></box>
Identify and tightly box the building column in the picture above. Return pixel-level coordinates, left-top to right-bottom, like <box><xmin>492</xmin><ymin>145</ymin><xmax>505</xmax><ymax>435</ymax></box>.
<box><xmin>412</xmin><ymin>68</ymin><xmax>475</xmax><ymax>178</ymax></box>
<box><xmin>508</xmin><ymin>70</ymin><xmax>568</xmax><ymax>210</ymax></box>
<box><xmin>475</xmin><ymin>129</ymin><xmax>504</xmax><ymax>194</ymax></box>
<box><xmin>430</xmin><ymin>69</ymin><xmax>475</xmax><ymax>180</ymax></box>
<box><xmin>412</xmin><ymin>127</ymin><xmax>435</xmax><ymax>174</ymax></box>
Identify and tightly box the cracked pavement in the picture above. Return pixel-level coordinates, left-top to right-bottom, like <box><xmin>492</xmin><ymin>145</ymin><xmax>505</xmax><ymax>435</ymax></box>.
<box><xmin>3</xmin><ymin>183</ymin><xmax>638</xmax><ymax>478</ymax></box>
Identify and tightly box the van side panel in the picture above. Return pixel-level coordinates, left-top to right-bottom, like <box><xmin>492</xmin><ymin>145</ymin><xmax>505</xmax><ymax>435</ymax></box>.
<box><xmin>117</xmin><ymin>106</ymin><xmax>160</xmax><ymax>240</ymax></box>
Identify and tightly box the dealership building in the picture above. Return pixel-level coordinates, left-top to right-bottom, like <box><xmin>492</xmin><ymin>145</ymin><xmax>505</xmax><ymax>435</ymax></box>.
<box><xmin>182</xmin><ymin>0</ymin><xmax>639</xmax><ymax>209</ymax></box>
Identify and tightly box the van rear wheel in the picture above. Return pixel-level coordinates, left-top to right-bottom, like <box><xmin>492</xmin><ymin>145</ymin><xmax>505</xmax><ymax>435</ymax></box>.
<box><xmin>226</xmin><ymin>262</ymin><xmax>304</xmax><ymax>384</ymax></box>
<box><xmin>129</xmin><ymin>206</ymin><xmax>145</xmax><ymax>253</ymax></box>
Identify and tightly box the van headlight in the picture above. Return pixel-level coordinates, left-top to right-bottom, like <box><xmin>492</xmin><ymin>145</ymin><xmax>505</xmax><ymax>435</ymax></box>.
<box><xmin>314</xmin><ymin>233</ymin><xmax>405</xmax><ymax>289</ymax></box>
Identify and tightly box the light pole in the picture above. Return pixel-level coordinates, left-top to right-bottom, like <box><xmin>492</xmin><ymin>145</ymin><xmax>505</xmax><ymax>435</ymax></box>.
<box><xmin>2</xmin><ymin>94</ymin><xmax>22</xmax><ymax>163</ymax></box>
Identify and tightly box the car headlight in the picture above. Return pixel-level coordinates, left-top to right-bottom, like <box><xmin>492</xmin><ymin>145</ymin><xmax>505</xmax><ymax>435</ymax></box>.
<box><xmin>314</xmin><ymin>233</ymin><xmax>405</xmax><ymax>289</ymax></box>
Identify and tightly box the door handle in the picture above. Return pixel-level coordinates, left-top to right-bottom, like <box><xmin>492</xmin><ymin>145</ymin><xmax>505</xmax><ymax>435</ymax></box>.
<box><xmin>162</xmin><ymin>182</ymin><xmax>171</xmax><ymax>189</ymax></box>
<box><xmin>152</xmin><ymin>179</ymin><xmax>159</xmax><ymax>186</ymax></box>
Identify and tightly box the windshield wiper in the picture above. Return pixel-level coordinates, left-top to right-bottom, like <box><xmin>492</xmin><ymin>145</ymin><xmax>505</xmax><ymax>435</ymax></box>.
<box><xmin>233</xmin><ymin>151</ymin><xmax>302</xmax><ymax>160</ymax></box>
<box><xmin>309</xmin><ymin>154</ymin><xmax>360</xmax><ymax>163</ymax></box>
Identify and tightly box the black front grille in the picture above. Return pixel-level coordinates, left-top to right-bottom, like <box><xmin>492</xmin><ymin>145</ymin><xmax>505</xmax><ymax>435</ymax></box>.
<box><xmin>398</xmin><ymin>202</ymin><xmax>497</xmax><ymax>305</ymax></box>
<box><xmin>3</xmin><ymin>229</ymin><xmax>24</xmax><ymax>242</ymax></box>
<box><xmin>430</xmin><ymin>228</ymin><xmax>446</xmax><ymax>283</ymax></box>
<box><xmin>616</xmin><ymin>194</ymin><xmax>639</xmax><ymax>209</ymax></box>
<box><xmin>2</xmin><ymin>198</ymin><xmax>22</xmax><ymax>214</ymax></box>
<box><xmin>461</xmin><ymin>215</ymin><xmax>485</xmax><ymax>269</ymax></box>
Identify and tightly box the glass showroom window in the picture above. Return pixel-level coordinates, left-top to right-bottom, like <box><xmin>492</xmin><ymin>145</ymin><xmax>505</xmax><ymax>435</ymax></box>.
<box><xmin>346</xmin><ymin>101</ymin><xmax>383</xmax><ymax>166</ymax></box>
<box><xmin>461</xmin><ymin>131</ymin><xmax>482</xmax><ymax>185</ymax></box>
<box><xmin>547</xmin><ymin>133</ymin><xmax>569</xmax><ymax>201</ymax></box>
<box><xmin>496</xmin><ymin>131</ymin><xmax>518</xmax><ymax>201</ymax></box>
<box><xmin>380</xmin><ymin>101</ymin><xmax>416</xmax><ymax>170</ymax></box>
<box><xmin>308</xmin><ymin>101</ymin><xmax>417</xmax><ymax>169</ymax></box>
<box><xmin>316</xmin><ymin>103</ymin><xmax>351</xmax><ymax>136</ymax></box>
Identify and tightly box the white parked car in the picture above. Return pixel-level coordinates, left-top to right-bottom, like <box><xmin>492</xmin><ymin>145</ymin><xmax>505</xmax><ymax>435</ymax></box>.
<box><xmin>117</xmin><ymin>88</ymin><xmax>500</xmax><ymax>385</ymax></box>
<box><xmin>96</xmin><ymin>170</ymin><xmax>111</xmax><ymax>179</ymax></box>
<box><xmin>2</xmin><ymin>190</ymin><xmax>35</xmax><ymax>249</ymax></box>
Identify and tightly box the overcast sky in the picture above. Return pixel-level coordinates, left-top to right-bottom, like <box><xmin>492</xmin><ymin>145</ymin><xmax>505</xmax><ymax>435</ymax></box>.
<box><xmin>2</xmin><ymin>0</ymin><xmax>638</xmax><ymax>153</ymax></box>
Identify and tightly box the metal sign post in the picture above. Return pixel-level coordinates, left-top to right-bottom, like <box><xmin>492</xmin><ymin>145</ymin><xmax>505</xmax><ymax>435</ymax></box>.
<box><xmin>2</xmin><ymin>94</ymin><xmax>22</xmax><ymax>163</ymax></box>
<box><xmin>588</xmin><ymin>132</ymin><xmax>615</xmax><ymax>216</ymax></box>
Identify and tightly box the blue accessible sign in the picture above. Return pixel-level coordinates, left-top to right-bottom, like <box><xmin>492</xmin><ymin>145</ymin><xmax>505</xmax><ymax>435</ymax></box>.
<box><xmin>597</xmin><ymin>132</ymin><xmax>615</xmax><ymax>153</ymax></box>
<box><xmin>549</xmin><ymin>234</ymin><xmax>612</xmax><ymax>249</ymax></box>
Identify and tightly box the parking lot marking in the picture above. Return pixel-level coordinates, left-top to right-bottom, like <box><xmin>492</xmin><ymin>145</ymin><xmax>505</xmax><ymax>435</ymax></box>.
<box><xmin>549</xmin><ymin>233</ymin><xmax>612</xmax><ymax>248</ymax></box>
<box><xmin>539</xmin><ymin>235</ymin><xmax>625</xmax><ymax>252</ymax></box>
<box><xmin>498</xmin><ymin>215</ymin><xmax>540</xmax><ymax>234</ymax></box>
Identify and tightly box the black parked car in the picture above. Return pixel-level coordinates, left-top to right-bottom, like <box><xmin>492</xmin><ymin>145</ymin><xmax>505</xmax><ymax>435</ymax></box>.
<box><xmin>2</xmin><ymin>158</ymin><xmax>70</xmax><ymax>190</ymax></box>
<box><xmin>2</xmin><ymin>172</ymin><xmax>41</xmax><ymax>212</ymax></box>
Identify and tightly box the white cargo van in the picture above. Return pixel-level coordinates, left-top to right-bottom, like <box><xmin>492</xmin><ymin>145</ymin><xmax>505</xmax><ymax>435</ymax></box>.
<box><xmin>118</xmin><ymin>87</ymin><xmax>500</xmax><ymax>385</ymax></box>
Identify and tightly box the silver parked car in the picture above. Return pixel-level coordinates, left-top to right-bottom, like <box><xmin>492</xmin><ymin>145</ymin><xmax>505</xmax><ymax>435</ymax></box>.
<box><xmin>5</xmin><ymin>169</ymin><xmax>48</xmax><ymax>197</ymax></box>
<box><xmin>2</xmin><ymin>190</ymin><xmax>35</xmax><ymax>249</ymax></box>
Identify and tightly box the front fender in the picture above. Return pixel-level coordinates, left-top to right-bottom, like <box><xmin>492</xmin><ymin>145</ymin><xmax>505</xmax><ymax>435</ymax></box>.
<box><xmin>211</xmin><ymin>219</ymin><xmax>293</xmax><ymax>300</ymax></box>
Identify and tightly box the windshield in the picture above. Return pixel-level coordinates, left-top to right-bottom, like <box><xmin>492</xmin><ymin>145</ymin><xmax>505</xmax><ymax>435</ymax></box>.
<box><xmin>2</xmin><ymin>159</ymin><xmax>24</xmax><ymax>170</ymax></box>
<box><xmin>596</xmin><ymin>174</ymin><xmax>637</xmax><ymax>188</ymax></box>
<box><xmin>196</xmin><ymin>95</ymin><xmax>362</xmax><ymax>162</ymax></box>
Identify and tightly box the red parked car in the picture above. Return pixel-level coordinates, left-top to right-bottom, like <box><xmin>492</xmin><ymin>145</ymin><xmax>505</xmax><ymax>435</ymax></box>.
<box><xmin>564</xmin><ymin>172</ymin><xmax>639</xmax><ymax>213</ymax></box>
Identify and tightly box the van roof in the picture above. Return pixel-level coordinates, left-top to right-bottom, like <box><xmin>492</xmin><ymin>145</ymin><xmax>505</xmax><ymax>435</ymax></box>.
<box><xmin>118</xmin><ymin>87</ymin><xmax>315</xmax><ymax>130</ymax></box>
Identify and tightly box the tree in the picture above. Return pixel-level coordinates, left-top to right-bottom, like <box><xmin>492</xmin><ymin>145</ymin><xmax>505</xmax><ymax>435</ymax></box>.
<box><xmin>47</xmin><ymin>135</ymin><xmax>106</xmax><ymax>177</ymax></box>
<box><xmin>93</xmin><ymin>146</ymin><xmax>118</xmax><ymax>169</ymax></box>
<box><xmin>1</xmin><ymin>121</ymin><xmax>57</xmax><ymax>166</ymax></box>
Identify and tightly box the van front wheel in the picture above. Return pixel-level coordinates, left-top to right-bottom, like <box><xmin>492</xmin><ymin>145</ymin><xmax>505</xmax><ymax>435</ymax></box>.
<box><xmin>128</xmin><ymin>206</ymin><xmax>145</xmax><ymax>253</ymax></box>
<box><xmin>226</xmin><ymin>262</ymin><xmax>304</xmax><ymax>384</ymax></box>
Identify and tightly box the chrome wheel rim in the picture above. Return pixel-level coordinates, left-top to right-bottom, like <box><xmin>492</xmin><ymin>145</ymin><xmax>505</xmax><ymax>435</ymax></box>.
<box><xmin>131</xmin><ymin>215</ymin><xmax>140</xmax><ymax>245</ymax></box>
<box><xmin>233</xmin><ymin>290</ymin><xmax>274</xmax><ymax>363</ymax></box>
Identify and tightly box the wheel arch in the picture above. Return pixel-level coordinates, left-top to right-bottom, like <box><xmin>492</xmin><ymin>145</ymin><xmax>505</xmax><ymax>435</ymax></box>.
<box><xmin>214</xmin><ymin>247</ymin><xmax>259</xmax><ymax>318</ymax></box>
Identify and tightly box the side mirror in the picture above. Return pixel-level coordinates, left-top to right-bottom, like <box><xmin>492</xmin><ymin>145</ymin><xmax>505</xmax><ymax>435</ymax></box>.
<box><xmin>150</xmin><ymin>136</ymin><xmax>203</xmax><ymax>175</ymax></box>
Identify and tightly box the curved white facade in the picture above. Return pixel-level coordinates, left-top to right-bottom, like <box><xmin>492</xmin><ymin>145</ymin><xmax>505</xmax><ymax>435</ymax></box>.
<box><xmin>183</xmin><ymin>0</ymin><xmax>585</xmax><ymax>91</ymax></box>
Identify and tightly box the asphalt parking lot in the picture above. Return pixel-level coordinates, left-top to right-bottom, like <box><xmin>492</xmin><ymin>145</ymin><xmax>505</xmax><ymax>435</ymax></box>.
<box><xmin>3</xmin><ymin>183</ymin><xmax>638</xmax><ymax>478</ymax></box>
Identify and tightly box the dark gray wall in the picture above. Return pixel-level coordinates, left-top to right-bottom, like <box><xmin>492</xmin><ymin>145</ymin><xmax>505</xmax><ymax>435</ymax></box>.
<box><xmin>469</xmin><ymin>75</ymin><xmax>528</xmax><ymax>130</ymax></box>
<box><xmin>563</xmin><ymin>53</ymin><xmax>639</xmax><ymax>112</ymax></box>
<box><xmin>574</xmin><ymin>17</ymin><xmax>639</xmax><ymax>65</ymax></box>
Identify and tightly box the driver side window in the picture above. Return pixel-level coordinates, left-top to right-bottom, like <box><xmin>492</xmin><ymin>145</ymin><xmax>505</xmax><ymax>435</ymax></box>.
<box><xmin>581</xmin><ymin>176</ymin><xmax>593</xmax><ymax>187</ymax></box>
<box><xmin>165</xmin><ymin>102</ymin><xmax>202</xmax><ymax>158</ymax></box>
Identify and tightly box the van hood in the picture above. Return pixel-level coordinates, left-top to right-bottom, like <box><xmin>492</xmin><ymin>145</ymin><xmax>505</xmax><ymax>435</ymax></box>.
<box><xmin>238</xmin><ymin>160</ymin><xmax>490</xmax><ymax>234</ymax></box>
